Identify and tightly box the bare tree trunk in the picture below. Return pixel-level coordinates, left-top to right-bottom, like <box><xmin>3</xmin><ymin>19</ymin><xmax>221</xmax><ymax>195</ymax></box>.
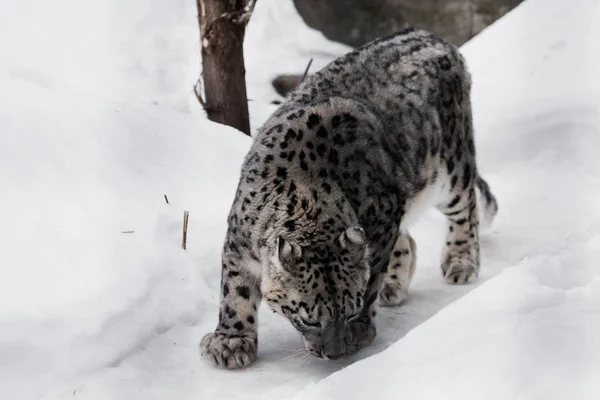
<box><xmin>196</xmin><ymin>0</ymin><xmax>255</xmax><ymax>136</ymax></box>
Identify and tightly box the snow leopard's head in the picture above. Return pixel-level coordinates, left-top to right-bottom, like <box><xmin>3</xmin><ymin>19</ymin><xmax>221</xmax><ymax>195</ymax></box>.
<box><xmin>262</xmin><ymin>226</ymin><xmax>370</xmax><ymax>359</ymax></box>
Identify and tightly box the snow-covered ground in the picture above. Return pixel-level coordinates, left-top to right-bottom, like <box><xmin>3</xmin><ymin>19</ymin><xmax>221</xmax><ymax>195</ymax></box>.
<box><xmin>1</xmin><ymin>0</ymin><xmax>599</xmax><ymax>399</ymax></box>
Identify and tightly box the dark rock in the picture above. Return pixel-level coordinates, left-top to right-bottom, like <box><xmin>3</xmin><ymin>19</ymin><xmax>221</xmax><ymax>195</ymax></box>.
<box><xmin>292</xmin><ymin>0</ymin><xmax>524</xmax><ymax>47</ymax></box>
<box><xmin>272</xmin><ymin>74</ymin><xmax>304</xmax><ymax>97</ymax></box>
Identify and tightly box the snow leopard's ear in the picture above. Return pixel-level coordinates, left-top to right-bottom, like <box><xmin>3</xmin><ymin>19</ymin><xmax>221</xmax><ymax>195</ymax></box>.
<box><xmin>339</xmin><ymin>226</ymin><xmax>366</xmax><ymax>250</ymax></box>
<box><xmin>274</xmin><ymin>236</ymin><xmax>302</xmax><ymax>272</ymax></box>
<box><xmin>339</xmin><ymin>226</ymin><xmax>368</xmax><ymax>266</ymax></box>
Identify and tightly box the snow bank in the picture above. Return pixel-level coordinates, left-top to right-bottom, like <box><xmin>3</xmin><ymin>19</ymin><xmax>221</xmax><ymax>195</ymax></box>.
<box><xmin>295</xmin><ymin>236</ymin><xmax>600</xmax><ymax>400</ymax></box>
<box><xmin>0</xmin><ymin>75</ymin><xmax>251</xmax><ymax>398</ymax></box>
<box><xmin>1</xmin><ymin>0</ymin><xmax>598</xmax><ymax>399</ymax></box>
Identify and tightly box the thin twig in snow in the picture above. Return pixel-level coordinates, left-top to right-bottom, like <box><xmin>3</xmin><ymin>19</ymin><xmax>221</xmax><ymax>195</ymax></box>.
<box><xmin>182</xmin><ymin>210</ymin><xmax>190</xmax><ymax>250</ymax></box>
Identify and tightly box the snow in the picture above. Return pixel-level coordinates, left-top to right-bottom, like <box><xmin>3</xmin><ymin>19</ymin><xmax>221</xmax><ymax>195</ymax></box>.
<box><xmin>1</xmin><ymin>0</ymin><xmax>599</xmax><ymax>399</ymax></box>
<box><xmin>295</xmin><ymin>240</ymin><xmax>600</xmax><ymax>400</ymax></box>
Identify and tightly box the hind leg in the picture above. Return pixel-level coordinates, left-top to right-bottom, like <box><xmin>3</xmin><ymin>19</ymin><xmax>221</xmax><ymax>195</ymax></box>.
<box><xmin>438</xmin><ymin>186</ymin><xmax>480</xmax><ymax>284</ymax></box>
<box><xmin>379</xmin><ymin>232</ymin><xmax>417</xmax><ymax>307</ymax></box>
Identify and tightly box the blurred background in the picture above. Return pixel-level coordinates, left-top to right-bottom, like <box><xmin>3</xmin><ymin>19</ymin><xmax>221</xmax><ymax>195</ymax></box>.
<box><xmin>272</xmin><ymin>0</ymin><xmax>524</xmax><ymax>97</ymax></box>
<box><xmin>293</xmin><ymin>0</ymin><xmax>524</xmax><ymax>47</ymax></box>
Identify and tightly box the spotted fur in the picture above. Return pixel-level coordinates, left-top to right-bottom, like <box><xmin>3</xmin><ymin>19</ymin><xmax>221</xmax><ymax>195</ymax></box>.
<box><xmin>200</xmin><ymin>28</ymin><xmax>498</xmax><ymax>369</ymax></box>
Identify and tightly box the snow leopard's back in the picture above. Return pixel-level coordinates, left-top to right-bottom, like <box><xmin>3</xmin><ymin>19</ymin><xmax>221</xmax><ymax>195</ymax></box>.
<box><xmin>280</xmin><ymin>28</ymin><xmax>470</xmax><ymax>139</ymax></box>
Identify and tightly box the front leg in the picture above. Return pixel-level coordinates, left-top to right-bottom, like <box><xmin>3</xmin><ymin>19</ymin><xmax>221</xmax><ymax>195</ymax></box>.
<box><xmin>379</xmin><ymin>231</ymin><xmax>417</xmax><ymax>307</ymax></box>
<box><xmin>200</xmin><ymin>246</ymin><xmax>262</xmax><ymax>369</ymax></box>
<box><xmin>438</xmin><ymin>186</ymin><xmax>480</xmax><ymax>284</ymax></box>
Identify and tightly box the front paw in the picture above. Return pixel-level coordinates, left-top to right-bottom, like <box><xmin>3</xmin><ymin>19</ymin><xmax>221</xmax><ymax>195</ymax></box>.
<box><xmin>200</xmin><ymin>331</ymin><xmax>257</xmax><ymax>369</ymax></box>
<box><xmin>378</xmin><ymin>281</ymin><xmax>409</xmax><ymax>307</ymax></box>
<box><xmin>345</xmin><ymin>317</ymin><xmax>376</xmax><ymax>354</ymax></box>
<box><xmin>441</xmin><ymin>258</ymin><xmax>478</xmax><ymax>284</ymax></box>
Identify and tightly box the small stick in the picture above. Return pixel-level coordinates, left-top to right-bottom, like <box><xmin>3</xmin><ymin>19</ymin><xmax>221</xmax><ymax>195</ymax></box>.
<box><xmin>301</xmin><ymin>58</ymin><xmax>314</xmax><ymax>82</ymax></box>
<box><xmin>182</xmin><ymin>211</ymin><xmax>190</xmax><ymax>250</ymax></box>
<box><xmin>193</xmin><ymin>80</ymin><xmax>211</xmax><ymax>111</ymax></box>
<box><xmin>164</xmin><ymin>194</ymin><xmax>170</xmax><ymax>204</ymax></box>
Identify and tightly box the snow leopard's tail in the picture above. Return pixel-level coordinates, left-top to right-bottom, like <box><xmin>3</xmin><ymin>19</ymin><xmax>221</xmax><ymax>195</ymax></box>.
<box><xmin>475</xmin><ymin>175</ymin><xmax>498</xmax><ymax>230</ymax></box>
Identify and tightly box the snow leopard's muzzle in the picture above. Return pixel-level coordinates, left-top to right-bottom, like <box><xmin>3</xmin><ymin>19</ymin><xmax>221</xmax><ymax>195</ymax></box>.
<box><xmin>301</xmin><ymin>320</ymin><xmax>348</xmax><ymax>360</ymax></box>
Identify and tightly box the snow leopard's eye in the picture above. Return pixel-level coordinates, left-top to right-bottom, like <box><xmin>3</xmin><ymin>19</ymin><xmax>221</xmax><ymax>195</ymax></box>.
<box><xmin>298</xmin><ymin>317</ymin><xmax>321</xmax><ymax>328</ymax></box>
<box><xmin>345</xmin><ymin>313</ymin><xmax>360</xmax><ymax>323</ymax></box>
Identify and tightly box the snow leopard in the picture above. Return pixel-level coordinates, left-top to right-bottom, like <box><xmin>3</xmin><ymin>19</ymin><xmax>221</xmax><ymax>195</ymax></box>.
<box><xmin>200</xmin><ymin>28</ymin><xmax>498</xmax><ymax>369</ymax></box>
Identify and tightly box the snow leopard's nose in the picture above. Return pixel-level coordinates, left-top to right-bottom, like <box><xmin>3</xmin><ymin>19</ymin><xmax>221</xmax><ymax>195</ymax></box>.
<box><xmin>322</xmin><ymin>321</ymin><xmax>346</xmax><ymax>360</ymax></box>
<box><xmin>323</xmin><ymin>350</ymin><xmax>343</xmax><ymax>360</ymax></box>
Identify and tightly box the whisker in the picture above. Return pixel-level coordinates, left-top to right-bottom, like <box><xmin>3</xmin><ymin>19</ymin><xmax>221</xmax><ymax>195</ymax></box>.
<box><xmin>299</xmin><ymin>353</ymin><xmax>312</xmax><ymax>367</ymax></box>
<box><xmin>387</xmin><ymin>305</ymin><xmax>427</xmax><ymax>316</ymax></box>
<box><xmin>274</xmin><ymin>346</ymin><xmax>305</xmax><ymax>353</ymax></box>
<box><xmin>279</xmin><ymin>350</ymin><xmax>306</xmax><ymax>361</ymax></box>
